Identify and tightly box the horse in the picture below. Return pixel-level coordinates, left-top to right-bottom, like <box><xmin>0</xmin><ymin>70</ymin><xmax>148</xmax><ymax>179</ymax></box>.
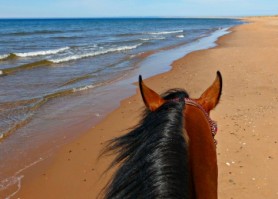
<box><xmin>101</xmin><ymin>71</ymin><xmax>222</xmax><ymax>199</ymax></box>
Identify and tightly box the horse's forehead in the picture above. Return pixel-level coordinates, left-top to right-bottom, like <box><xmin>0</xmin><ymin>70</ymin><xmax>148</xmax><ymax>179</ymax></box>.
<box><xmin>183</xmin><ymin>105</ymin><xmax>209</xmax><ymax>126</ymax></box>
<box><xmin>183</xmin><ymin>104</ymin><xmax>218</xmax><ymax>144</ymax></box>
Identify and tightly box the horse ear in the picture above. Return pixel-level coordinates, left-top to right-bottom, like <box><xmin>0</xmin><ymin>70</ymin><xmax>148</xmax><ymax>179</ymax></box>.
<box><xmin>196</xmin><ymin>71</ymin><xmax>222</xmax><ymax>112</ymax></box>
<box><xmin>139</xmin><ymin>75</ymin><xmax>165</xmax><ymax>111</ymax></box>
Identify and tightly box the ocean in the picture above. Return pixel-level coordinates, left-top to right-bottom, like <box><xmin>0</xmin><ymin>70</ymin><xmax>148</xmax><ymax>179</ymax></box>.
<box><xmin>0</xmin><ymin>18</ymin><xmax>242</xmax><ymax>197</ymax></box>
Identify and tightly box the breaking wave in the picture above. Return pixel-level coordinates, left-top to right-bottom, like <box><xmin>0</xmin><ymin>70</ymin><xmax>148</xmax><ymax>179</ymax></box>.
<box><xmin>1</xmin><ymin>60</ymin><xmax>52</xmax><ymax>75</ymax></box>
<box><xmin>116</xmin><ymin>30</ymin><xmax>184</xmax><ymax>37</ymax></box>
<box><xmin>0</xmin><ymin>47</ymin><xmax>70</xmax><ymax>62</ymax></box>
<box><xmin>140</xmin><ymin>37</ymin><xmax>166</xmax><ymax>41</ymax></box>
<box><xmin>15</xmin><ymin>47</ymin><xmax>70</xmax><ymax>57</ymax></box>
<box><xmin>0</xmin><ymin>54</ymin><xmax>9</xmax><ymax>60</ymax></box>
<box><xmin>176</xmin><ymin>35</ymin><xmax>185</xmax><ymax>38</ymax></box>
<box><xmin>0</xmin><ymin>53</ymin><xmax>18</xmax><ymax>61</ymax></box>
<box><xmin>148</xmin><ymin>30</ymin><xmax>184</xmax><ymax>35</ymax></box>
<box><xmin>50</xmin><ymin>44</ymin><xmax>142</xmax><ymax>63</ymax></box>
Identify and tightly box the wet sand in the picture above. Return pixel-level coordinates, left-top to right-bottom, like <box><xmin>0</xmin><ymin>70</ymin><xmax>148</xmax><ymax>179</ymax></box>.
<box><xmin>11</xmin><ymin>16</ymin><xmax>278</xmax><ymax>198</ymax></box>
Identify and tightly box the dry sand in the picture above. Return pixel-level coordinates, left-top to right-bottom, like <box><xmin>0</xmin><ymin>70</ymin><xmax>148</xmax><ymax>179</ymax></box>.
<box><xmin>11</xmin><ymin>17</ymin><xmax>278</xmax><ymax>199</ymax></box>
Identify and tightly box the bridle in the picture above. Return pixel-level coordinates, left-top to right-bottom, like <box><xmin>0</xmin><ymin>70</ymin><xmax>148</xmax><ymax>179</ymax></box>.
<box><xmin>172</xmin><ymin>97</ymin><xmax>218</xmax><ymax>145</ymax></box>
<box><xmin>184</xmin><ymin>98</ymin><xmax>218</xmax><ymax>145</ymax></box>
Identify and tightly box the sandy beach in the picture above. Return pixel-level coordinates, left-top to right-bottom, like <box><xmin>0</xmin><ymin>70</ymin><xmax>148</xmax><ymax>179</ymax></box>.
<box><xmin>8</xmin><ymin>16</ymin><xmax>278</xmax><ymax>199</ymax></box>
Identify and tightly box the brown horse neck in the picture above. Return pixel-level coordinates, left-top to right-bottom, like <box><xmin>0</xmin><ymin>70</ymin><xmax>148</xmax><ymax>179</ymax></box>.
<box><xmin>184</xmin><ymin>105</ymin><xmax>218</xmax><ymax>199</ymax></box>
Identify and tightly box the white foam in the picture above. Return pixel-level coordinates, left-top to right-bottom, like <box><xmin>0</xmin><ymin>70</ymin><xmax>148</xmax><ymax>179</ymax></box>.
<box><xmin>0</xmin><ymin>157</ymin><xmax>43</xmax><ymax>199</ymax></box>
<box><xmin>140</xmin><ymin>37</ymin><xmax>165</xmax><ymax>41</ymax></box>
<box><xmin>51</xmin><ymin>44</ymin><xmax>142</xmax><ymax>63</ymax></box>
<box><xmin>73</xmin><ymin>84</ymin><xmax>97</xmax><ymax>92</ymax></box>
<box><xmin>176</xmin><ymin>35</ymin><xmax>184</xmax><ymax>38</ymax></box>
<box><xmin>0</xmin><ymin>54</ymin><xmax>9</xmax><ymax>60</ymax></box>
<box><xmin>15</xmin><ymin>47</ymin><xmax>70</xmax><ymax>57</ymax></box>
<box><xmin>154</xmin><ymin>37</ymin><xmax>166</xmax><ymax>40</ymax></box>
<box><xmin>0</xmin><ymin>175</ymin><xmax>23</xmax><ymax>199</ymax></box>
<box><xmin>140</xmin><ymin>38</ymin><xmax>151</xmax><ymax>41</ymax></box>
<box><xmin>148</xmin><ymin>30</ymin><xmax>183</xmax><ymax>35</ymax></box>
<box><xmin>0</xmin><ymin>70</ymin><xmax>3</xmax><ymax>75</ymax></box>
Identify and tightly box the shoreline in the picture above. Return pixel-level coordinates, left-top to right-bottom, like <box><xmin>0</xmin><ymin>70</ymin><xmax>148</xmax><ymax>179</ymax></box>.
<box><xmin>4</xmin><ymin>16</ymin><xmax>278</xmax><ymax>198</ymax></box>
<box><xmin>0</xmin><ymin>22</ymin><xmax>235</xmax><ymax>196</ymax></box>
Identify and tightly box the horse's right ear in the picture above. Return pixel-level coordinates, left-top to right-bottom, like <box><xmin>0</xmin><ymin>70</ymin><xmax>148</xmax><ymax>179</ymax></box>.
<box><xmin>139</xmin><ymin>75</ymin><xmax>165</xmax><ymax>111</ymax></box>
<box><xmin>195</xmin><ymin>71</ymin><xmax>222</xmax><ymax>113</ymax></box>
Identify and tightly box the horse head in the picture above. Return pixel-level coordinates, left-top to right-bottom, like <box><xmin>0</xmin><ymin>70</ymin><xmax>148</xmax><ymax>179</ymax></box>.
<box><xmin>139</xmin><ymin>71</ymin><xmax>222</xmax><ymax>199</ymax></box>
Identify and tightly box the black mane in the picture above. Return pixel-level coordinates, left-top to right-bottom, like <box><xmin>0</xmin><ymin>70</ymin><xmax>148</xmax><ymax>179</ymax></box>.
<box><xmin>102</xmin><ymin>89</ymin><xmax>191</xmax><ymax>199</ymax></box>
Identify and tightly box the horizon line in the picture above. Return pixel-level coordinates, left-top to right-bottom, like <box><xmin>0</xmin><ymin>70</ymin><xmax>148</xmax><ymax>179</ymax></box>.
<box><xmin>0</xmin><ymin>15</ymin><xmax>270</xmax><ymax>20</ymax></box>
<box><xmin>0</xmin><ymin>14</ymin><xmax>276</xmax><ymax>20</ymax></box>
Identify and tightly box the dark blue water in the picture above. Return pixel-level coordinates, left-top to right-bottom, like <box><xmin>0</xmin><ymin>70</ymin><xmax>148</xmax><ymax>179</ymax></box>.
<box><xmin>0</xmin><ymin>18</ymin><xmax>243</xmax><ymax>198</ymax></box>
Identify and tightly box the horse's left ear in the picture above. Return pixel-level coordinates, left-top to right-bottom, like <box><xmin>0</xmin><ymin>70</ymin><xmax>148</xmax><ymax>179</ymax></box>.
<box><xmin>139</xmin><ymin>75</ymin><xmax>165</xmax><ymax>111</ymax></box>
<box><xmin>196</xmin><ymin>71</ymin><xmax>222</xmax><ymax>113</ymax></box>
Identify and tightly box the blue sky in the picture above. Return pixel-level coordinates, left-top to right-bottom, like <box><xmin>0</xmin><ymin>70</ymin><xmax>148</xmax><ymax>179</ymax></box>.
<box><xmin>0</xmin><ymin>0</ymin><xmax>278</xmax><ymax>18</ymax></box>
